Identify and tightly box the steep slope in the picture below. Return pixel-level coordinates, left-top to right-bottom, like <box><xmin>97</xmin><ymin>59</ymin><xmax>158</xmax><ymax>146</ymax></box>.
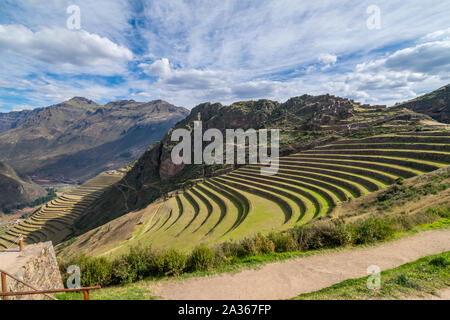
<box><xmin>0</xmin><ymin>98</ymin><xmax>189</xmax><ymax>182</ymax></box>
<box><xmin>395</xmin><ymin>84</ymin><xmax>450</xmax><ymax>123</ymax></box>
<box><xmin>0</xmin><ymin>161</ymin><xmax>47</xmax><ymax>213</ymax></box>
<box><xmin>76</xmin><ymin>94</ymin><xmax>433</xmax><ymax>233</ymax></box>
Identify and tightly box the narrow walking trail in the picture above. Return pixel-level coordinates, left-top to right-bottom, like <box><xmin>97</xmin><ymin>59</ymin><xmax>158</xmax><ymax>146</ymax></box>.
<box><xmin>154</xmin><ymin>229</ymin><xmax>450</xmax><ymax>300</ymax></box>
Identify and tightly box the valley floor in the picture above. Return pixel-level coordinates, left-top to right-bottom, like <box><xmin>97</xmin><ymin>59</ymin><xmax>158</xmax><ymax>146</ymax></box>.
<box><xmin>152</xmin><ymin>229</ymin><xmax>450</xmax><ymax>300</ymax></box>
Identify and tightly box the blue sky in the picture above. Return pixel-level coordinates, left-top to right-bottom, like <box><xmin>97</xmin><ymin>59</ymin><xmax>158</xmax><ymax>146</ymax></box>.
<box><xmin>0</xmin><ymin>0</ymin><xmax>449</xmax><ymax>112</ymax></box>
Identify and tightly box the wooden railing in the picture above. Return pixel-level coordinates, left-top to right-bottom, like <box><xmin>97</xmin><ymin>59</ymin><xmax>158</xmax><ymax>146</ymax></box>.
<box><xmin>0</xmin><ymin>235</ymin><xmax>24</xmax><ymax>253</ymax></box>
<box><xmin>0</xmin><ymin>235</ymin><xmax>100</xmax><ymax>300</ymax></box>
<box><xmin>0</xmin><ymin>269</ymin><xmax>101</xmax><ymax>300</ymax></box>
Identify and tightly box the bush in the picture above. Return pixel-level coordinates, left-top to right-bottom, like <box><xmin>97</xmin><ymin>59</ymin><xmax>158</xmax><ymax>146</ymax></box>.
<box><xmin>189</xmin><ymin>246</ymin><xmax>215</xmax><ymax>271</ymax></box>
<box><xmin>236</xmin><ymin>235</ymin><xmax>276</xmax><ymax>257</ymax></box>
<box><xmin>254</xmin><ymin>234</ymin><xmax>275</xmax><ymax>254</ymax></box>
<box><xmin>353</xmin><ymin>217</ymin><xmax>396</xmax><ymax>244</ymax></box>
<box><xmin>60</xmin><ymin>254</ymin><xmax>114</xmax><ymax>287</ymax></box>
<box><xmin>269</xmin><ymin>232</ymin><xmax>297</xmax><ymax>252</ymax></box>
<box><xmin>220</xmin><ymin>241</ymin><xmax>246</xmax><ymax>259</ymax></box>
<box><xmin>427</xmin><ymin>205</ymin><xmax>450</xmax><ymax>218</ymax></box>
<box><xmin>154</xmin><ymin>249</ymin><xmax>187</xmax><ymax>276</ymax></box>
<box><xmin>429</xmin><ymin>257</ymin><xmax>449</xmax><ymax>267</ymax></box>
<box><xmin>112</xmin><ymin>246</ymin><xmax>154</xmax><ymax>284</ymax></box>
<box><xmin>392</xmin><ymin>274</ymin><xmax>421</xmax><ymax>290</ymax></box>
<box><xmin>239</xmin><ymin>238</ymin><xmax>259</xmax><ymax>257</ymax></box>
<box><xmin>330</xmin><ymin>221</ymin><xmax>353</xmax><ymax>246</ymax></box>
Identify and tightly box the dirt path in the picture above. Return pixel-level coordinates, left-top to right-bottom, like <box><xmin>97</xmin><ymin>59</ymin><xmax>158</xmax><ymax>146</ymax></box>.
<box><xmin>154</xmin><ymin>229</ymin><xmax>450</xmax><ymax>300</ymax></box>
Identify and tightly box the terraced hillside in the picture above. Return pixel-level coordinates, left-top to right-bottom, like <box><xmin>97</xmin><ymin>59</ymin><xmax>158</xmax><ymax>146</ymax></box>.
<box><xmin>78</xmin><ymin>94</ymin><xmax>437</xmax><ymax>235</ymax></box>
<box><xmin>59</xmin><ymin>129</ymin><xmax>450</xmax><ymax>256</ymax></box>
<box><xmin>0</xmin><ymin>171</ymin><xmax>125</xmax><ymax>250</ymax></box>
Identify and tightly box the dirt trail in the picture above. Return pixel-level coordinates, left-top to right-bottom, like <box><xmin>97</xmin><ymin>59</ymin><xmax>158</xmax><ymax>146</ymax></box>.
<box><xmin>154</xmin><ymin>229</ymin><xmax>450</xmax><ymax>300</ymax></box>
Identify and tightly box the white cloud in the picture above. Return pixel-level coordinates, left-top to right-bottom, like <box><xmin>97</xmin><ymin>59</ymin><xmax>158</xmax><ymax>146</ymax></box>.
<box><xmin>318</xmin><ymin>53</ymin><xmax>338</xmax><ymax>65</ymax></box>
<box><xmin>140</xmin><ymin>58</ymin><xmax>231</xmax><ymax>90</ymax></box>
<box><xmin>1</xmin><ymin>1</ymin><xmax>450</xmax><ymax>110</ymax></box>
<box><xmin>421</xmin><ymin>27</ymin><xmax>450</xmax><ymax>41</ymax></box>
<box><xmin>12</xmin><ymin>105</ymin><xmax>35</xmax><ymax>111</ymax></box>
<box><xmin>140</xmin><ymin>58</ymin><xmax>171</xmax><ymax>77</ymax></box>
<box><xmin>0</xmin><ymin>25</ymin><xmax>133</xmax><ymax>73</ymax></box>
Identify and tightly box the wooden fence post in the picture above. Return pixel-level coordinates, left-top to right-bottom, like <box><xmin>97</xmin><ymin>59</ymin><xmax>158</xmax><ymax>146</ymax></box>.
<box><xmin>1</xmin><ymin>272</ymin><xmax>8</xmax><ymax>300</ymax></box>
<box><xmin>83</xmin><ymin>290</ymin><xmax>90</xmax><ymax>300</ymax></box>
<box><xmin>19</xmin><ymin>235</ymin><xmax>23</xmax><ymax>252</ymax></box>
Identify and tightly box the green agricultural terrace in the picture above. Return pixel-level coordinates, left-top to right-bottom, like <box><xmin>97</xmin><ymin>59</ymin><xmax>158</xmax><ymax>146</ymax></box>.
<box><xmin>103</xmin><ymin>129</ymin><xmax>450</xmax><ymax>253</ymax></box>
<box><xmin>0</xmin><ymin>171</ymin><xmax>124</xmax><ymax>249</ymax></box>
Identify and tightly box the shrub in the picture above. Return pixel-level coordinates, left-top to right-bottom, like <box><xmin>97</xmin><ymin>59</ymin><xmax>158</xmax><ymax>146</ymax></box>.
<box><xmin>330</xmin><ymin>221</ymin><xmax>353</xmax><ymax>246</ymax></box>
<box><xmin>154</xmin><ymin>249</ymin><xmax>187</xmax><ymax>276</ymax></box>
<box><xmin>112</xmin><ymin>246</ymin><xmax>154</xmax><ymax>284</ymax></box>
<box><xmin>60</xmin><ymin>254</ymin><xmax>114</xmax><ymax>287</ymax></box>
<box><xmin>353</xmin><ymin>217</ymin><xmax>396</xmax><ymax>244</ymax></box>
<box><xmin>220</xmin><ymin>241</ymin><xmax>246</xmax><ymax>259</ymax></box>
<box><xmin>239</xmin><ymin>238</ymin><xmax>259</xmax><ymax>257</ymax></box>
<box><xmin>392</xmin><ymin>274</ymin><xmax>421</xmax><ymax>290</ymax></box>
<box><xmin>293</xmin><ymin>225</ymin><xmax>322</xmax><ymax>250</ymax></box>
<box><xmin>269</xmin><ymin>232</ymin><xmax>297</xmax><ymax>252</ymax></box>
<box><xmin>429</xmin><ymin>257</ymin><xmax>449</xmax><ymax>267</ymax></box>
<box><xmin>189</xmin><ymin>246</ymin><xmax>215</xmax><ymax>271</ymax></box>
<box><xmin>213</xmin><ymin>247</ymin><xmax>232</xmax><ymax>267</ymax></box>
<box><xmin>254</xmin><ymin>234</ymin><xmax>275</xmax><ymax>254</ymax></box>
<box><xmin>428</xmin><ymin>205</ymin><xmax>450</xmax><ymax>218</ymax></box>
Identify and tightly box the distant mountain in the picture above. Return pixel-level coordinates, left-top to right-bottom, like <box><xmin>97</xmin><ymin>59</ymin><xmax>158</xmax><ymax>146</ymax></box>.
<box><xmin>0</xmin><ymin>108</ymin><xmax>42</xmax><ymax>134</ymax></box>
<box><xmin>0</xmin><ymin>161</ymin><xmax>47</xmax><ymax>212</ymax></box>
<box><xmin>76</xmin><ymin>94</ymin><xmax>432</xmax><ymax>232</ymax></box>
<box><xmin>0</xmin><ymin>97</ymin><xmax>189</xmax><ymax>182</ymax></box>
<box><xmin>395</xmin><ymin>84</ymin><xmax>450</xmax><ymax>123</ymax></box>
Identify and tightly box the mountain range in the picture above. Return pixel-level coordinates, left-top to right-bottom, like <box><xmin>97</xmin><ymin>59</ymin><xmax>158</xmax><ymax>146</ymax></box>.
<box><xmin>0</xmin><ymin>97</ymin><xmax>189</xmax><ymax>183</ymax></box>
<box><xmin>0</xmin><ymin>84</ymin><xmax>448</xmax><ymax>226</ymax></box>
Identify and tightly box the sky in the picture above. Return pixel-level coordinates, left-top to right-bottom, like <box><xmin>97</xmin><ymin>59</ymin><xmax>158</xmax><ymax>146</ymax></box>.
<box><xmin>0</xmin><ymin>0</ymin><xmax>449</xmax><ymax>112</ymax></box>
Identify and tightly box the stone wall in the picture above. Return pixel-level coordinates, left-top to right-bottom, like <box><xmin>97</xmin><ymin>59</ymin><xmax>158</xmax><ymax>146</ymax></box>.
<box><xmin>1</xmin><ymin>242</ymin><xmax>64</xmax><ymax>300</ymax></box>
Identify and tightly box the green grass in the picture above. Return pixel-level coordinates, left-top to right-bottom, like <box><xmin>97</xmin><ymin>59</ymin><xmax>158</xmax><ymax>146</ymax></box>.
<box><xmin>293</xmin><ymin>251</ymin><xmax>450</xmax><ymax>300</ymax></box>
<box><xmin>56</xmin><ymin>282</ymin><xmax>159</xmax><ymax>300</ymax></box>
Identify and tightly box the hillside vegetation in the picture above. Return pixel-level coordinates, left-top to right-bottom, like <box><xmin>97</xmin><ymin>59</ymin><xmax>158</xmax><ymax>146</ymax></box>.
<box><xmin>0</xmin><ymin>97</ymin><xmax>188</xmax><ymax>183</ymax></box>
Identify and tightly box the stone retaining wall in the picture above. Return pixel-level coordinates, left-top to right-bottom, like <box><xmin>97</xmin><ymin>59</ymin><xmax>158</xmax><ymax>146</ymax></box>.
<box><xmin>1</xmin><ymin>242</ymin><xmax>64</xmax><ymax>300</ymax></box>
